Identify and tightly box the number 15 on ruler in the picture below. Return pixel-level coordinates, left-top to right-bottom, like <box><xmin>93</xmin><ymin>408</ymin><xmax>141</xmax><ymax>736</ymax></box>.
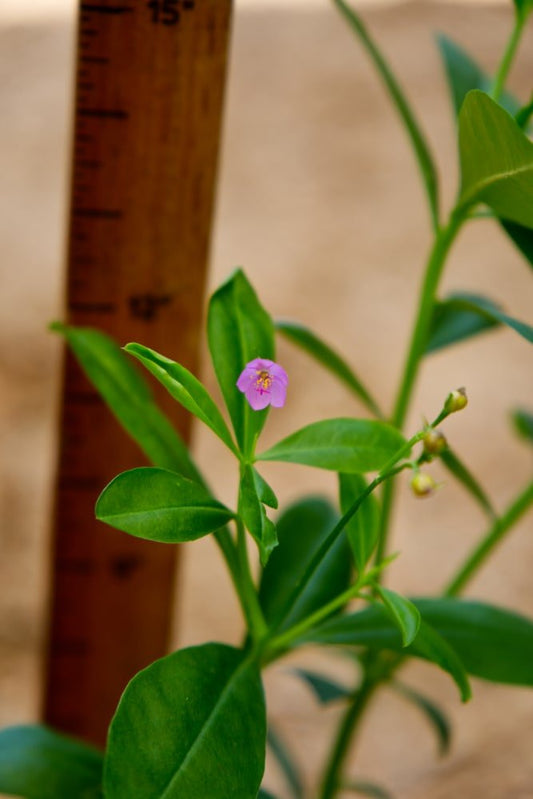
<box><xmin>147</xmin><ymin>0</ymin><xmax>195</xmax><ymax>26</ymax></box>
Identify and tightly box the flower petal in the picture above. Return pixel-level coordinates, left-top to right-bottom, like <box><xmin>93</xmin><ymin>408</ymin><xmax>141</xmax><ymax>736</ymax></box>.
<box><xmin>236</xmin><ymin>365</ymin><xmax>256</xmax><ymax>392</ymax></box>
<box><xmin>247</xmin><ymin>357</ymin><xmax>274</xmax><ymax>371</ymax></box>
<box><xmin>245</xmin><ymin>383</ymin><xmax>271</xmax><ymax>410</ymax></box>
<box><xmin>270</xmin><ymin>380</ymin><xmax>287</xmax><ymax>408</ymax></box>
<box><xmin>270</xmin><ymin>363</ymin><xmax>288</xmax><ymax>386</ymax></box>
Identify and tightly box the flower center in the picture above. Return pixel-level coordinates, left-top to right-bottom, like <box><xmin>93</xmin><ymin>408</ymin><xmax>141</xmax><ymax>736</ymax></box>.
<box><xmin>255</xmin><ymin>369</ymin><xmax>272</xmax><ymax>394</ymax></box>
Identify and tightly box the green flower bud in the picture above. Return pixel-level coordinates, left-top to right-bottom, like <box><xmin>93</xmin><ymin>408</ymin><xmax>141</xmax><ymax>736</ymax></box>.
<box><xmin>423</xmin><ymin>428</ymin><xmax>447</xmax><ymax>456</ymax></box>
<box><xmin>411</xmin><ymin>472</ymin><xmax>437</xmax><ymax>498</ymax></box>
<box><xmin>444</xmin><ymin>387</ymin><xmax>468</xmax><ymax>414</ymax></box>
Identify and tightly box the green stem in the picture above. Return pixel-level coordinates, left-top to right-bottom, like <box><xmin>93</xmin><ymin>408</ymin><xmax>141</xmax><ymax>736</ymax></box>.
<box><xmin>444</xmin><ymin>481</ymin><xmax>533</xmax><ymax>597</ymax></box>
<box><xmin>319</xmin><ymin>212</ymin><xmax>466</xmax><ymax>794</ymax></box>
<box><xmin>266</xmin><ymin>582</ymin><xmax>365</xmax><ymax>659</ymax></box>
<box><xmin>491</xmin><ymin>10</ymin><xmax>527</xmax><ymax>103</ymax></box>
<box><xmin>373</xmin><ymin>210</ymin><xmax>467</xmax><ymax>569</ymax></box>
<box><xmin>235</xmin><ymin>518</ymin><xmax>269</xmax><ymax>643</ymax></box>
<box><xmin>268</xmin><ymin>455</ymin><xmax>416</xmax><ymax>637</ymax></box>
<box><xmin>332</xmin><ymin>0</ymin><xmax>439</xmax><ymax>231</ymax></box>
<box><xmin>317</xmin><ymin>9</ymin><xmax>531</xmax><ymax>790</ymax></box>
<box><xmin>213</xmin><ymin>527</ymin><xmax>251</xmax><ymax>623</ymax></box>
<box><xmin>392</xmin><ymin>209</ymin><xmax>465</xmax><ymax>430</ymax></box>
<box><xmin>373</xmin><ymin>479</ymin><xmax>396</xmax><ymax>573</ymax></box>
<box><xmin>319</xmin><ymin>676</ymin><xmax>377</xmax><ymax>799</ymax></box>
<box><xmin>319</xmin><ymin>484</ymin><xmax>533</xmax><ymax>798</ymax></box>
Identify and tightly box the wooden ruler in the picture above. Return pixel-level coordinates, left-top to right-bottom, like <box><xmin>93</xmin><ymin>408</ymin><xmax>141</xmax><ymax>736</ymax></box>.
<box><xmin>43</xmin><ymin>0</ymin><xmax>232</xmax><ymax>746</ymax></box>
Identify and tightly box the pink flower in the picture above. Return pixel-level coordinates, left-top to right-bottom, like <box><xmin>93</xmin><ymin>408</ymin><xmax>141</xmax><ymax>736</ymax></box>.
<box><xmin>236</xmin><ymin>358</ymin><xmax>288</xmax><ymax>411</ymax></box>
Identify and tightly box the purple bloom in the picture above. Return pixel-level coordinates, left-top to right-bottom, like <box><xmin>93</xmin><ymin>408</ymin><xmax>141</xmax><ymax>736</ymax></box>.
<box><xmin>236</xmin><ymin>358</ymin><xmax>288</xmax><ymax>411</ymax></box>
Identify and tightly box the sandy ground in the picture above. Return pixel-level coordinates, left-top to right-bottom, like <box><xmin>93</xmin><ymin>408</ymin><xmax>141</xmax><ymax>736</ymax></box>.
<box><xmin>1</xmin><ymin>1</ymin><xmax>533</xmax><ymax>797</ymax></box>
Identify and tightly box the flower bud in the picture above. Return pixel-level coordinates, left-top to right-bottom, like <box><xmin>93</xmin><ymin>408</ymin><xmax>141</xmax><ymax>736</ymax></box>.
<box><xmin>444</xmin><ymin>387</ymin><xmax>468</xmax><ymax>414</ymax></box>
<box><xmin>423</xmin><ymin>428</ymin><xmax>447</xmax><ymax>456</ymax></box>
<box><xmin>410</xmin><ymin>472</ymin><xmax>437</xmax><ymax>498</ymax></box>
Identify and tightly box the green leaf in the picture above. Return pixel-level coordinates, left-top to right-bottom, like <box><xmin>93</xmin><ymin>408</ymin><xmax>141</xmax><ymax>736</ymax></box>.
<box><xmin>258</xmin><ymin>790</ymin><xmax>279</xmax><ymax>799</ymax></box>
<box><xmin>374</xmin><ymin>586</ymin><xmax>421</xmax><ymax>647</ymax></box>
<box><xmin>301</xmin><ymin>611</ymin><xmax>470</xmax><ymax>702</ymax></box>
<box><xmin>392</xmin><ymin>682</ymin><xmax>451</xmax><ymax>755</ymax></box>
<box><xmin>96</xmin><ymin>467</ymin><xmax>234</xmax><ymax>543</ymax></box>
<box><xmin>238</xmin><ymin>465</ymin><xmax>278</xmax><ymax>566</ymax></box>
<box><xmin>292</xmin><ymin>668</ymin><xmax>352</xmax><ymax>704</ymax></box>
<box><xmin>411</xmin><ymin>622</ymin><xmax>470</xmax><ymax>702</ymax></box>
<box><xmin>415</xmin><ymin>598</ymin><xmax>533</xmax><ymax>686</ymax></box>
<box><xmin>258</xmin><ymin>419</ymin><xmax>407</xmax><ymax>474</ymax></box>
<box><xmin>339</xmin><ymin>474</ymin><xmax>380</xmax><ymax>572</ymax></box>
<box><xmin>266</xmin><ymin>725</ymin><xmax>304</xmax><ymax>799</ymax></box>
<box><xmin>208</xmin><ymin>269</ymin><xmax>275</xmax><ymax>455</ymax></box>
<box><xmin>513</xmin><ymin>0</ymin><xmax>533</xmax><ymax>19</ymax></box>
<box><xmin>426</xmin><ymin>293</ymin><xmax>501</xmax><ymax>353</ymax></box>
<box><xmin>440</xmin><ymin>448</ymin><xmax>496</xmax><ymax>520</ymax></box>
<box><xmin>342</xmin><ymin>780</ymin><xmax>393</xmax><ymax>799</ymax></box>
<box><xmin>436</xmin><ymin>34</ymin><xmax>520</xmax><ymax>118</ymax></box>
<box><xmin>428</xmin><ymin>293</ymin><xmax>533</xmax><ymax>351</ymax></box>
<box><xmin>104</xmin><ymin>643</ymin><xmax>266</xmax><ymax>799</ymax></box>
<box><xmin>253</xmin><ymin>469</ymin><xmax>278</xmax><ymax>509</ymax></box>
<box><xmin>511</xmin><ymin>408</ymin><xmax>533</xmax><ymax>444</ymax></box>
<box><xmin>458</xmin><ymin>91</ymin><xmax>533</xmax><ymax>228</ymax></box>
<box><xmin>51</xmin><ymin>324</ymin><xmax>200</xmax><ymax>481</ymax></box>
<box><xmin>124</xmin><ymin>343</ymin><xmax>237</xmax><ymax>454</ymax></box>
<box><xmin>258</xmin><ymin>497</ymin><xmax>351</xmax><ymax>633</ymax></box>
<box><xmin>306</xmin><ymin>597</ymin><xmax>533</xmax><ymax>688</ymax></box>
<box><xmin>276</xmin><ymin>320</ymin><xmax>383</xmax><ymax>417</ymax></box>
<box><xmin>0</xmin><ymin>724</ymin><xmax>103</xmax><ymax>798</ymax></box>
<box><xmin>333</xmin><ymin>0</ymin><xmax>439</xmax><ymax>229</ymax></box>
<box><xmin>500</xmin><ymin>219</ymin><xmax>533</xmax><ymax>268</ymax></box>
<box><xmin>516</xmin><ymin>95</ymin><xmax>533</xmax><ymax>129</ymax></box>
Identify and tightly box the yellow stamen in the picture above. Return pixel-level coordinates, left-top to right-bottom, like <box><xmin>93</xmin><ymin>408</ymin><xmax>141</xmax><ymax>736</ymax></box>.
<box><xmin>255</xmin><ymin>369</ymin><xmax>272</xmax><ymax>392</ymax></box>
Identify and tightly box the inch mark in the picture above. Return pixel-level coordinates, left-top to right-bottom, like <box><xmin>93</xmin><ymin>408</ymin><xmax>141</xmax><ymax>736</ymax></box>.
<box><xmin>71</xmin><ymin>255</ymin><xmax>96</xmax><ymax>265</ymax></box>
<box><xmin>56</xmin><ymin>557</ymin><xmax>95</xmax><ymax>575</ymax></box>
<box><xmin>129</xmin><ymin>292</ymin><xmax>172</xmax><ymax>321</ymax></box>
<box><xmin>81</xmin><ymin>3</ymin><xmax>134</xmax><ymax>13</ymax></box>
<box><xmin>77</xmin><ymin>107</ymin><xmax>129</xmax><ymax>120</ymax></box>
<box><xmin>64</xmin><ymin>390</ymin><xmax>101</xmax><ymax>405</ymax></box>
<box><xmin>81</xmin><ymin>55</ymin><xmax>109</xmax><ymax>64</ymax></box>
<box><xmin>110</xmin><ymin>554</ymin><xmax>145</xmax><ymax>580</ymax></box>
<box><xmin>75</xmin><ymin>159</ymin><xmax>102</xmax><ymax>170</ymax></box>
<box><xmin>73</xmin><ymin>207</ymin><xmax>122</xmax><ymax>219</ymax></box>
<box><xmin>50</xmin><ymin>638</ymin><xmax>91</xmax><ymax>656</ymax></box>
<box><xmin>58</xmin><ymin>475</ymin><xmax>102</xmax><ymax>491</ymax></box>
<box><xmin>69</xmin><ymin>300</ymin><xmax>118</xmax><ymax>314</ymax></box>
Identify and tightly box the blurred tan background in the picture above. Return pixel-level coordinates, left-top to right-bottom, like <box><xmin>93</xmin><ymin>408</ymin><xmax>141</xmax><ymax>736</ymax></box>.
<box><xmin>1</xmin><ymin>0</ymin><xmax>533</xmax><ymax>796</ymax></box>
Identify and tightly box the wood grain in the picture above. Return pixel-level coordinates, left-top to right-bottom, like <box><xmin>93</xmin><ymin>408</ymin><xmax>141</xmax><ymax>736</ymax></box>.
<box><xmin>42</xmin><ymin>0</ymin><xmax>232</xmax><ymax>746</ymax></box>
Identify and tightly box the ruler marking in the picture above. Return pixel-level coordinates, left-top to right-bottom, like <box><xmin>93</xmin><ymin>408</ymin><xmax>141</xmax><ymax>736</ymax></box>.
<box><xmin>57</xmin><ymin>557</ymin><xmax>96</xmax><ymax>575</ymax></box>
<box><xmin>73</xmin><ymin>207</ymin><xmax>122</xmax><ymax>219</ymax></box>
<box><xmin>50</xmin><ymin>638</ymin><xmax>91</xmax><ymax>656</ymax></box>
<box><xmin>77</xmin><ymin>107</ymin><xmax>129</xmax><ymax>120</ymax></box>
<box><xmin>80</xmin><ymin>56</ymin><xmax>110</xmax><ymax>64</ymax></box>
<box><xmin>71</xmin><ymin>256</ymin><xmax>96</xmax><ymax>265</ymax></box>
<box><xmin>80</xmin><ymin>4</ymin><xmax>134</xmax><ymax>13</ymax></box>
<box><xmin>64</xmin><ymin>390</ymin><xmax>101</xmax><ymax>404</ymax></box>
<box><xmin>58</xmin><ymin>475</ymin><xmax>102</xmax><ymax>491</ymax></box>
<box><xmin>75</xmin><ymin>160</ymin><xmax>102</xmax><ymax>170</ymax></box>
<box><xmin>109</xmin><ymin>554</ymin><xmax>145</xmax><ymax>580</ymax></box>
<box><xmin>68</xmin><ymin>301</ymin><xmax>118</xmax><ymax>313</ymax></box>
